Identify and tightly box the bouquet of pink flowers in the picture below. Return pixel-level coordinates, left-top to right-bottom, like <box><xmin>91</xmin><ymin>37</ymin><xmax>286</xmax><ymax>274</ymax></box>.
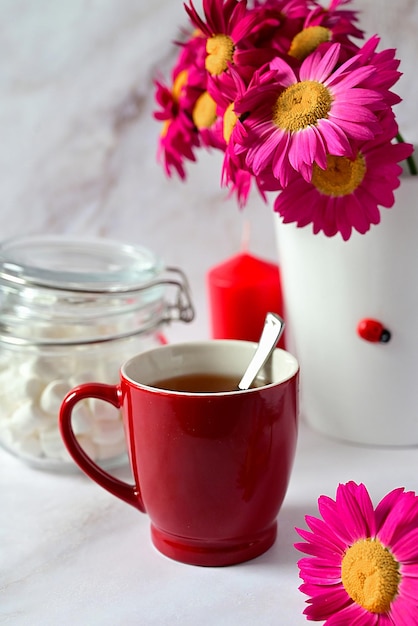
<box><xmin>154</xmin><ymin>0</ymin><xmax>414</xmax><ymax>240</ymax></box>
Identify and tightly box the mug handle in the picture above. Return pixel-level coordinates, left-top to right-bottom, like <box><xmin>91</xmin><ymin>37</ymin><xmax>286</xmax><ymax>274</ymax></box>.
<box><xmin>59</xmin><ymin>383</ymin><xmax>145</xmax><ymax>512</ymax></box>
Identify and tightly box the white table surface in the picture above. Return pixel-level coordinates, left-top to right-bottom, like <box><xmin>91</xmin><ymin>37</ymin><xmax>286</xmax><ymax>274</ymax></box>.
<box><xmin>3</xmin><ymin>393</ymin><xmax>418</xmax><ymax>626</ymax></box>
<box><xmin>2</xmin><ymin>1</ymin><xmax>418</xmax><ymax>624</ymax></box>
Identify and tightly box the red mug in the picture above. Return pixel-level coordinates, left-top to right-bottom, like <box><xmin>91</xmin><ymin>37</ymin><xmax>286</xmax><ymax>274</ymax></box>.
<box><xmin>59</xmin><ymin>340</ymin><xmax>299</xmax><ymax>566</ymax></box>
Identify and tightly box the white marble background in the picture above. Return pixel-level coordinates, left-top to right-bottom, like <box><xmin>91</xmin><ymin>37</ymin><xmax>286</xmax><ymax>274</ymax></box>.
<box><xmin>2</xmin><ymin>3</ymin><xmax>418</xmax><ymax>625</ymax></box>
<box><xmin>2</xmin><ymin>0</ymin><xmax>417</xmax><ymax>341</ymax></box>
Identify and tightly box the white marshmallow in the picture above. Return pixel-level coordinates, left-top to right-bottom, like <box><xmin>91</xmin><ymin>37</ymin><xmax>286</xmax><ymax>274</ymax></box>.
<box><xmin>13</xmin><ymin>432</ymin><xmax>43</xmax><ymax>459</ymax></box>
<box><xmin>91</xmin><ymin>418</ymin><xmax>125</xmax><ymax>446</ymax></box>
<box><xmin>20</xmin><ymin>355</ymin><xmax>74</xmax><ymax>382</ymax></box>
<box><xmin>0</xmin><ymin>366</ymin><xmax>27</xmax><ymax>397</ymax></box>
<box><xmin>76</xmin><ymin>434</ymin><xmax>98</xmax><ymax>461</ymax></box>
<box><xmin>39</xmin><ymin>426</ymin><xmax>68</xmax><ymax>459</ymax></box>
<box><xmin>0</xmin><ymin>334</ymin><xmax>142</xmax><ymax>465</ymax></box>
<box><xmin>23</xmin><ymin>376</ymin><xmax>44</xmax><ymax>402</ymax></box>
<box><xmin>39</xmin><ymin>379</ymin><xmax>72</xmax><ymax>416</ymax></box>
<box><xmin>96</xmin><ymin>440</ymin><xmax>127</xmax><ymax>461</ymax></box>
<box><xmin>9</xmin><ymin>400</ymin><xmax>46</xmax><ymax>435</ymax></box>
<box><xmin>71</xmin><ymin>402</ymin><xmax>93</xmax><ymax>436</ymax></box>
<box><xmin>69</xmin><ymin>370</ymin><xmax>97</xmax><ymax>387</ymax></box>
<box><xmin>88</xmin><ymin>397</ymin><xmax>120</xmax><ymax>422</ymax></box>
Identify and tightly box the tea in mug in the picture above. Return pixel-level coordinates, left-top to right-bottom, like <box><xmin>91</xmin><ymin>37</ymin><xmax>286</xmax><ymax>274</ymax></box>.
<box><xmin>150</xmin><ymin>372</ymin><xmax>269</xmax><ymax>392</ymax></box>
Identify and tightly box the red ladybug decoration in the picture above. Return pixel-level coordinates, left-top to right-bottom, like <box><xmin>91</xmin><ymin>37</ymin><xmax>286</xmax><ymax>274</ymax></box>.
<box><xmin>357</xmin><ymin>319</ymin><xmax>391</xmax><ymax>343</ymax></box>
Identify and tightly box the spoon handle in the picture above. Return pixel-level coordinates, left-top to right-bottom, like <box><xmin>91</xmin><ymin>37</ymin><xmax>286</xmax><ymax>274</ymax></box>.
<box><xmin>237</xmin><ymin>313</ymin><xmax>285</xmax><ymax>390</ymax></box>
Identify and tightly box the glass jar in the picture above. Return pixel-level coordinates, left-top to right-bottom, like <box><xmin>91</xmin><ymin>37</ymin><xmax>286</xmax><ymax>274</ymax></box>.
<box><xmin>0</xmin><ymin>235</ymin><xmax>194</xmax><ymax>471</ymax></box>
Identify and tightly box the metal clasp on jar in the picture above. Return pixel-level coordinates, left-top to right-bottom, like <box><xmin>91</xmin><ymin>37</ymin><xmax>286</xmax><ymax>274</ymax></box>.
<box><xmin>159</xmin><ymin>266</ymin><xmax>195</xmax><ymax>324</ymax></box>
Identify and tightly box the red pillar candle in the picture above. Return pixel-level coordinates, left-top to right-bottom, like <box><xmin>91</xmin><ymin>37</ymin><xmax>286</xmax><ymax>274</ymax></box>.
<box><xmin>206</xmin><ymin>252</ymin><xmax>285</xmax><ymax>344</ymax></box>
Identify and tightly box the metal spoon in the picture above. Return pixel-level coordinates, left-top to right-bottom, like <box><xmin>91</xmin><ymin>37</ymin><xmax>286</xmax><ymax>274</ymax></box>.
<box><xmin>237</xmin><ymin>312</ymin><xmax>285</xmax><ymax>390</ymax></box>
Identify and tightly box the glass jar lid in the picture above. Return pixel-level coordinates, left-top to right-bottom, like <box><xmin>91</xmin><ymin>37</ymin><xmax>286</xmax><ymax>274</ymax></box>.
<box><xmin>0</xmin><ymin>235</ymin><xmax>194</xmax><ymax>345</ymax></box>
<box><xmin>0</xmin><ymin>235</ymin><xmax>163</xmax><ymax>292</ymax></box>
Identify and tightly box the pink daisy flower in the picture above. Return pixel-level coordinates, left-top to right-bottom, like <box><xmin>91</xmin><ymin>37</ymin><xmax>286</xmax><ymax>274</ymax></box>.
<box><xmin>207</xmin><ymin>66</ymin><xmax>281</xmax><ymax>206</ymax></box>
<box><xmin>234</xmin><ymin>40</ymin><xmax>394</xmax><ymax>186</ymax></box>
<box><xmin>295</xmin><ymin>482</ymin><xmax>418</xmax><ymax>623</ymax></box>
<box><xmin>245</xmin><ymin>0</ymin><xmax>313</xmax><ymax>58</ymax></box>
<box><xmin>154</xmin><ymin>32</ymin><xmax>225</xmax><ymax>176</ymax></box>
<box><xmin>154</xmin><ymin>76</ymin><xmax>200</xmax><ymax>179</ymax></box>
<box><xmin>207</xmin><ymin>68</ymin><xmax>254</xmax><ymax>204</ymax></box>
<box><xmin>286</xmin><ymin>0</ymin><xmax>364</xmax><ymax>63</ymax></box>
<box><xmin>184</xmin><ymin>0</ymin><xmax>276</xmax><ymax>79</ymax></box>
<box><xmin>252</xmin><ymin>0</ymin><xmax>313</xmax><ymax>18</ymax></box>
<box><xmin>274</xmin><ymin>115</ymin><xmax>413</xmax><ymax>240</ymax></box>
<box><xmin>306</xmin><ymin>0</ymin><xmax>364</xmax><ymax>41</ymax></box>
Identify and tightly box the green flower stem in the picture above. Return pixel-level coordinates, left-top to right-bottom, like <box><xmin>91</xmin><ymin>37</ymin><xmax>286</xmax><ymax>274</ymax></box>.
<box><xmin>396</xmin><ymin>132</ymin><xmax>418</xmax><ymax>175</ymax></box>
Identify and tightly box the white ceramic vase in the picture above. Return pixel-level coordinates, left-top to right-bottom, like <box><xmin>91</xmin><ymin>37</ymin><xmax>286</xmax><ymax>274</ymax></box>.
<box><xmin>275</xmin><ymin>175</ymin><xmax>418</xmax><ymax>446</ymax></box>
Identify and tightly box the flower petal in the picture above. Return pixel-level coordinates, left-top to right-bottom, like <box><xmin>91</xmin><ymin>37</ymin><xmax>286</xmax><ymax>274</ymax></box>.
<box><xmin>300</xmin><ymin>43</ymin><xmax>341</xmax><ymax>83</ymax></box>
<box><xmin>377</xmin><ymin>490</ymin><xmax>418</xmax><ymax>548</ymax></box>
<box><xmin>326</xmin><ymin>602</ymin><xmax>379</xmax><ymax>625</ymax></box>
<box><xmin>301</xmin><ymin>585</ymin><xmax>352</xmax><ymax>620</ymax></box>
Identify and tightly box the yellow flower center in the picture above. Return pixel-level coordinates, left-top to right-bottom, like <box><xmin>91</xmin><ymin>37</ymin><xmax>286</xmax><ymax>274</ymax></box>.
<box><xmin>192</xmin><ymin>91</ymin><xmax>217</xmax><ymax>129</ymax></box>
<box><xmin>223</xmin><ymin>102</ymin><xmax>237</xmax><ymax>143</ymax></box>
<box><xmin>172</xmin><ymin>70</ymin><xmax>188</xmax><ymax>101</ymax></box>
<box><xmin>206</xmin><ymin>34</ymin><xmax>235</xmax><ymax>75</ymax></box>
<box><xmin>288</xmin><ymin>26</ymin><xmax>332</xmax><ymax>61</ymax></box>
<box><xmin>160</xmin><ymin>119</ymin><xmax>170</xmax><ymax>139</ymax></box>
<box><xmin>341</xmin><ymin>538</ymin><xmax>400</xmax><ymax>614</ymax></box>
<box><xmin>312</xmin><ymin>153</ymin><xmax>366</xmax><ymax>196</ymax></box>
<box><xmin>272</xmin><ymin>80</ymin><xmax>332</xmax><ymax>132</ymax></box>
